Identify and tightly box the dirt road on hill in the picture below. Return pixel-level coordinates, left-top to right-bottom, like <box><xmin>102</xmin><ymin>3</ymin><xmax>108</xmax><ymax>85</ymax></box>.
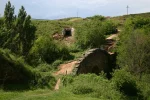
<box><xmin>54</xmin><ymin>61</ymin><xmax>77</xmax><ymax>76</ymax></box>
<box><xmin>54</xmin><ymin>78</ymin><xmax>61</xmax><ymax>90</ymax></box>
<box><xmin>54</xmin><ymin>61</ymin><xmax>77</xmax><ymax>90</ymax></box>
<box><xmin>106</xmin><ymin>34</ymin><xmax>118</xmax><ymax>40</ymax></box>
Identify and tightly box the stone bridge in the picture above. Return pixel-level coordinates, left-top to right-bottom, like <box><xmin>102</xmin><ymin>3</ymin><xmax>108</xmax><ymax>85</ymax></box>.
<box><xmin>73</xmin><ymin>48</ymin><xmax>117</xmax><ymax>78</ymax></box>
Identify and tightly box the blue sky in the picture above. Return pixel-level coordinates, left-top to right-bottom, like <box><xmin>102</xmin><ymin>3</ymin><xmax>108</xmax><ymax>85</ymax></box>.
<box><xmin>0</xmin><ymin>0</ymin><xmax>150</xmax><ymax>19</ymax></box>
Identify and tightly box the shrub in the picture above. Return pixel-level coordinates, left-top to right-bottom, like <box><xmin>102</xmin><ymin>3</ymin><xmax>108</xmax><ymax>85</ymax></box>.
<box><xmin>62</xmin><ymin>75</ymin><xmax>74</xmax><ymax>87</ymax></box>
<box><xmin>101</xmin><ymin>20</ymin><xmax>117</xmax><ymax>35</ymax></box>
<box><xmin>131</xmin><ymin>17</ymin><xmax>150</xmax><ymax>29</ymax></box>
<box><xmin>124</xmin><ymin>16</ymin><xmax>150</xmax><ymax>32</ymax></box>
<box><xmin>116</xmin><ymin>16</ymin><xmax>150</xmax><ymax>99</ymax></box>
<box><xmin>0</xmin><ymin>49</ymin><xmax>56</xmax><ymax>90</ymax></box>
<box><xmin>87</xmin><ymin>15</ymin><xmax>106</xmax><ymax>21</ymax></box>
<box><xmin>117</xmin><ymin>16</ymin><xmax>150</xmax><ymax>75</ymax></box>
<box><xmin>0</xmin><ymin>49</ymin><xmax>38</xmax><ymax>85</ymax></box>
<box><xmin>136</xmin><ymin>74</ymin><xmax>150</xmax><ymax>99</ymax></box>
<box><xmin>68</xmin><ymin>44</ymin><xmax>82</xmax><ymax>53</ymax></box>
<box><xmin>75</xmin><ymin>20</ymin><xmax>117</xmax><ymax>49</ymax></box>
<box><xmin>117</xmin><ymin>29</ymin><xmax>150</xmax><ymax>75</ymax></box>
<box><xmin>73</xmin><ymin>85</ymin><xmax>93</xmax><ymax>94</ymax></box>
<box><xmin>64</xmin><ymin>74</ymin><xmax>123</xmax><ymax>99</ymax></box>
<box><xmin>75</xmin><ymin>20</ymin><xmax>105</xmax><ymax>49</ymax></box>
<box><xmin>112</xmin><ymin>68</ymin><xmax>141</xmax><ymax>98</ymax></box>
<box><xmin>27</xmin><ymin>35</ymin><xmax>71</xmax><ymax>66</ymax></box>
<box><xmin>36</xmin><ymin>73</ymin><xmax>56</xmax><ymax>89</ymax></box>
<box><xmin>36</xmin><ymin>63</ymin><xmax>52</xmax><ymax>72</ymax></box>
<box><xmin>52</xmin><ymin>59</ymin><xmax>63</xmax><ymax>69</ymax></box>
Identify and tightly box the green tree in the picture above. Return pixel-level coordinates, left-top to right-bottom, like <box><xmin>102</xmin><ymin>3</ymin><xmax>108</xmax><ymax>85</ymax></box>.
<box><xmin>117</xmin><ymin>17</ymin><xmax>150</xmax><ymax>77</ymax></box>
<box><xmin>1</xmin><ymin>2</ymin><xmax>36</xmax><ymax>56</ymax></box>
<box><xmin>15</xmin><ymin>6</ymin><xmax>36</xmax><ymax>56</ymax></box>
<box><xmin>4</xmin><ymin>1</ymin><xmax>15</xmax><ymax>29</ymax></box>
<box><xmin>0</xmin><ymin>1</ymin><xmax>16</xmax><ymax>50</ymax></box>
<box><xmin>0</xmin><ymin>18</ymin><xmax>5</xmax><ymax>46</ymax></box>
<box><xmin>22</xmin><ymin>15</ymin><xmax>36</xmax><ymax>56</ymax></box>
<box><xmin>118</xmin><ymin>30</ymin><xmax>150</xmax><ymax>75</ymax></box>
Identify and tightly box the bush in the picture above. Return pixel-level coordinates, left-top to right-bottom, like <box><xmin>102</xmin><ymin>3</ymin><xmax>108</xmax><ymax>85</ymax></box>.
<box><xmin>52</xmin><ymin>59</ymin><xmax>63</xmax><ymax>69</ymax></box>
<box><xmin>75</xmin><ymin>20</ymin><xmax>117</xmax><ymax>49</ymax></box>
<box><xmin>73</xmin><ymin>85</ymin><xmax>93</xmax><ymax>94</ymax></box>
<box><xmin>136</xmin><ymin>74</ymin><xmax>150</xmax><ymax>99</ymax></box>
<box><xmin>116</xmin><ymin>16</ymin><xmax>150</xmax><ymax>99</ymax></box>
<box><xmin>112</xmin><ymin>68</ymin><xmax>141</xmax><ymax>98</ymax></box>
<box><xmin>117</xmin><ymin>16</ymin><xmax>150</xmax><ymax>75</ymax></box>
<box><xmin>64</xmin><ymin>74</ymin><xmax>123</xmax><ymax>100</ymax></box>
<box><xmin>87</xmin><ymin>15</ymin><xmax>106</xmax><ymax>21</ymax></box>
<box><xmin>124</xmin><ymin>16</ymin><xmax>150</xmax><ymax>32</ymax></box>
<box><xmin>0</xmin><ymin>49</ymin><xmax>38</xmax><ymax>86</ymax></box>
<box><xmin>75</xmin><ymin>20</ymin><xmax>105</xmax><ymax>49</ymax></box>
<box><xmin>0</xmin><ymin>48</ymin><xmax>56</xmax><ymax>90</ymax></box>
<box><xmin>68</xmin><ymin>44</ymin><xmax>82</xmax><ymax>53</ymax></box>
<box><xmin>131</xmin><ymin>17</ymin><xmax>150</xmax><ymax>29</ymax></box>
<box><xmin>117</xmin><ymin>29</ymin><xmax>150</xmax><ymax>75</ymax></box>
<box><xmin>101</xmin><ymin>20</ymin><xmax>117</xmax><ymax>35</ymax></box>
<box><xmin>62</xmin><ymin>75</ymin><xmax>74</xmax><ymax>87</ymax></box>
<box><xmin>36</xmin><ymin>63</ymin><xmax>52</xmax><ymax>72</ymax></box>
<box><xmin>27</xmin><ymin>35</ymin><xmax>71</xmax><ymax>66</ymax></box>
<box><xmin>36</xmin><ymin>73</ymin><xmax>56</xmax><ymax>89</ymax></box>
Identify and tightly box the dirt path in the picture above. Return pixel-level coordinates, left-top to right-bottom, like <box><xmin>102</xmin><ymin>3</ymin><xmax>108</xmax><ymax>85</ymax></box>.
<box><xmin>54</xmin><ymin>78</ymin><xmax>61</xmax><ymax>90</ymax></box>
<box><xmin>54</xmin><ymin>61</ymin><xmax>77</xmax><ymax>76</ymax></box>
<box><xmin>54</xmin><ymin>61</ymin><xmax>77</xmax><ymax>90</ymax></box>
<box><xmin>106</xmin><ymin>34</ymin><xmax>118</xmax><ymax>40</ymax></box>
<box><xmin>105</xmin><ymin>33</ymin><xmax>120</xmax><ymax>52</ymax></box>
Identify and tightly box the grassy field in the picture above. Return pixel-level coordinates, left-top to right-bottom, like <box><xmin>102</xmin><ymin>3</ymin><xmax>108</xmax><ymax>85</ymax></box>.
<box><xmin>0</xmin><ymin>89</ymin><xmax>100</xmax><ymax>100</ymax></box>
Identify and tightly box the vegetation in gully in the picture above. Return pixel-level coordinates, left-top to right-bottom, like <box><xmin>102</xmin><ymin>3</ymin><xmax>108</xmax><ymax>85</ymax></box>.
<box><xmin>0</xmin><ymin>1</ymin><xmax>150</xmax><ymax>100</ymax></box>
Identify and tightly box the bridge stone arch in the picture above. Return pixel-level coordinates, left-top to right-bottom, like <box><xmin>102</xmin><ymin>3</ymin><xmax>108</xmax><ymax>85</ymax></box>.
<box><xmin>73</xmin><ymin>48</ymin><xmax>117</xmax><ymax>78</ymax></box>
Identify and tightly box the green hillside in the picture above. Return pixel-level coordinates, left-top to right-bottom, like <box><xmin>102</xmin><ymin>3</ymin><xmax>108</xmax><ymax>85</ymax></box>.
<box><xmin>0</xmin><ymin>1</ymin><xmax>150</xmax><ymax>100</ymax></box>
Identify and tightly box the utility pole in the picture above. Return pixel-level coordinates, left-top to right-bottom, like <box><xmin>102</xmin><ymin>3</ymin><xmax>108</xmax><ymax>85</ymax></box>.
<box><xmin>126</xmin><ymin>5</ymin><xmax>129</xmax><ymax>15</ymax></box>
<box><xmin>77</xmin><ymin>9</ymin><xmax>79</xmax><ymax>17</ymax></box>
<box><xmin>77</xmin><ymin>11</ymin><xmax>78</xmax><ymax>17</ymax></box>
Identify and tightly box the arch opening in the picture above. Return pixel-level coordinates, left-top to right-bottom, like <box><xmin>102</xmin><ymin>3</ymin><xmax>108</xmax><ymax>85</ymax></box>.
<box><xmin>91</xmin><ymin>66</ymin><xmax>100</xmax><ymax>75</ymax></box>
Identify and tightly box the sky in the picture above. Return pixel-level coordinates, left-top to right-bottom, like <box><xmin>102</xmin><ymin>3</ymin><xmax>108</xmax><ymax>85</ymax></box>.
<box><xmin>0</xmin><ymin>0</ymin><xmax>150</xmax><ymax>19</ymax></box>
